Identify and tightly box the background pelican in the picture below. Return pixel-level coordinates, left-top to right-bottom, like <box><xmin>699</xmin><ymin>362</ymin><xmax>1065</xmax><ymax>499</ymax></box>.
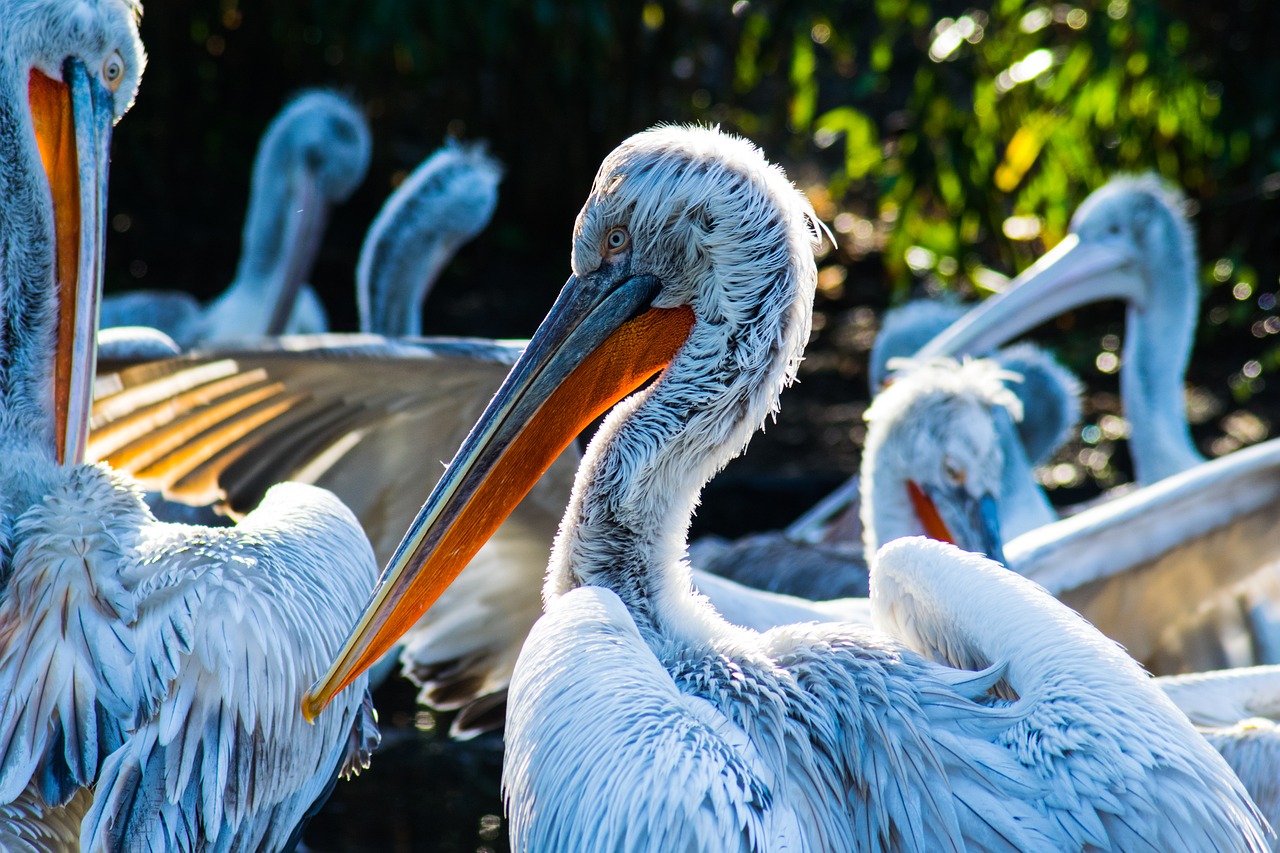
<box><xmin>0</xmin><ymin>2</ymin><xmax>380</xmax><ymax>846</ymax></box>
<box><xmin>303</xmin><ymin>125</ymin><xmax>1265</xmax><ymax>850</ymax></box>
<box><xmin>100</xmin><ymin>89</ymin><xmax>372</xmax><ymax>346</ymax></box>
<box><xmin>693</xmin><ymin>342</ymin><xmax>1077</xmax><ymax>599</ymax></box>
<box><xmin>919</xmin><ymin>174</ymin><xmax>1202</xmax><ymax>485</ymax></box>
<box><xmin>357</xmin><ymin>141</ymin><xmax>501</xmax><ymax>337</ymax></box>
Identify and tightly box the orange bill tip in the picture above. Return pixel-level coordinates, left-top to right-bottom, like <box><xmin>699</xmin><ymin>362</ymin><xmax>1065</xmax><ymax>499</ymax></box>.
<box><xmin>907</xmin><ymin>479</ymin><xmax>956</xmax><ymax>546</ymax></box>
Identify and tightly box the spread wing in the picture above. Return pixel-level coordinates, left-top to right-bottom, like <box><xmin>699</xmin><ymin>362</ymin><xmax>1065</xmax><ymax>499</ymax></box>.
<box><xmin>91</xmin><ymin>335</ymin><xmax>577</xmax><ymax>735</ymax></box>
<box><xmin>81</xmin><ymin>483</ymin><xmax>380</xmax><ymax>852</ymax></box>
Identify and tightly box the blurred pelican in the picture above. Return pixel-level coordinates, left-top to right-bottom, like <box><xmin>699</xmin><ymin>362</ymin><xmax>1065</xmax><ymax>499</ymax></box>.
<box><xmin>100</xmin><ymin>89</ymin><xmax>372</xmax><ymax>346</ymax></box>
<box><xmin>697</xmin><ymin>336</ymin><xmax>1079</xmax><ymax>600</ymax></box>
<box><xmin>358</xmin><ymin>140</ymin><xmax>501</xmax><ymax>336</ymax></box>
<box><xmin>303</xmin><ymin>125</ymin><xmax>1265</xmax><ymax>850</ymax></box>
<box><xmin>0</xmin><ymin>2</ymin><xmax>379</xmax><ymax>847</ymax></box>
<box><xmin>919</xmin><ymin>174</ymin><xmax>1201</xmax><ymax>484</ymax></box>
<box><xmin>914</xmin><ymin>175</ymin><xmax>1280</xmax><ymax>671</ymax></box>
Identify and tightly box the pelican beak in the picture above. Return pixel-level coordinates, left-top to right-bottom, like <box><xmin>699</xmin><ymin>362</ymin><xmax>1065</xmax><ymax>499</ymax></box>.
<box><xmin>303</xmin><ymin>268</ymin><xmax>696</xmax><ymax>719</ymax></box>
<box><xmin>906</xmin><ymin>481</ymin><xmax>1005</xmax><ymax>565</ymax></box>
<box><xmin>29</xmin><ymin>59</ymin><xmax>115</xmax><ymax>466</ymax></box>
<box><xmin>265</xmin><ymin>172</ymin><xmax>326</xmax><ymax>335</ymax></box>
<box><xmin>916</xmin><ymin>233</ymin><xmax>1145</xmax><ymax>359</ymax></box>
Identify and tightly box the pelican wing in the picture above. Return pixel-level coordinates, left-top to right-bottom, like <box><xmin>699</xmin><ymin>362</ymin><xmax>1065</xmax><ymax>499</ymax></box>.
<box><xmin>91</xmin><ymin>335</ymin><xmax>575</xmax><ymax>734</ymax></box>
<box><xmin>90</xmin><ymin>334</ymin><xmax>525</xmax><ymax>521</ymax></box>
<box><xmin>505</xmin><ymin>586</ymin><xmax>802</xmax><ymax>851</ymax></box>
<box><xmin>871</xmin><ymin>538</ymin><xmax>1268</xmax><ymax>851</ymax></box>
<box><xmin>1007</xmin><ymin>437</ymin><xmax>1280</xmax><ymax>669</ymax></box>
<box><xmin>0</xmin><ymin>783</ymin><xmax>90</xmax><ymax>853</ymax></box>
<box><xmin>81</xmin><ymin>483</ymin><xmax>379</xmax><ymax>851</ymax></box>
<box><xmin>1158</xmin><ymin>666</ymin><xmax>1280</xmax><ymax>727</ymax></box>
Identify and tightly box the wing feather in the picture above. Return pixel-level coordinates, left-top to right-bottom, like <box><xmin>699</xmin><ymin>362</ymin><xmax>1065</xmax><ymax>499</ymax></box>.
<box><xmin>83</xmin><ymin>483</ymin><xmax>381</xmax><ymax>852</ymax></box>
<box><xmin>92</xmin><ymin>336</ymin><xmax>575</xmax><ymax>735</ymax></box>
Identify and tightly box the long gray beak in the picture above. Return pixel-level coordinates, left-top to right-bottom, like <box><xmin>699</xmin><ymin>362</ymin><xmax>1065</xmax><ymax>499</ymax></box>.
<box><xmin>917</xmin><ymin>234</ymin><xmax>1145</xmax><ymax>359</ymax></box>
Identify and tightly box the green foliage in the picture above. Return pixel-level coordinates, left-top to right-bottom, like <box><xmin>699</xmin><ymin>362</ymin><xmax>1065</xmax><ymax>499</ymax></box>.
<box><xmin>730</xmin><ymin>0</ymin><xmax>1233</xmax><ymax>291</ymax></box>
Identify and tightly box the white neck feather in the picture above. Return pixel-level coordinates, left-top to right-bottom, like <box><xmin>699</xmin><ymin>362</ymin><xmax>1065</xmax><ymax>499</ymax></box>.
<box><xmin>545</xmin><ymin>264</ymin><xmax>812</xmax><ymax>638</ymax></box>
<box><xmin>1120</xmin><ymin>202</ymin><xmax>1203</xmax><ymax>483</ymax></box>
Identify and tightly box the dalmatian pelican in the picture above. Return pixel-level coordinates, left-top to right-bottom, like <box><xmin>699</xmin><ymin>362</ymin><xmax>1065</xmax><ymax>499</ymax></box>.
<box><xmin>918</xmin><ymin>174</ymin><xmax>1201</xmax><ymax>485</ymax></box>
<box><xmin>303</xmin><ymin>125</ymin><xmax>1266</xmax><ymax>850</ymax></box>
<box><xmin>89</xmin><ymin>349</ymin><xmax>1044</xmax><ymax>734</ymax></box>
<box><xmin>100</xmin><ymin>89</ymin><xmax>372</xmax><ymax>346</ymax></box>
<box><xmin>357</xmin><ymin>140</ymin><xmax>501</xmax><ymax>337</ymax></box>
<box><xmin>0</xmin><ymin>0</ymin><xmax>379</xmax><ymax>847</ymax></box>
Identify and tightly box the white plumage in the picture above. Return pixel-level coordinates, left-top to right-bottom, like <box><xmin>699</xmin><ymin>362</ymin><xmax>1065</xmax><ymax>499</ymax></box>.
<box><xmin>304</xmin><ymin>125</ymin><xmax>1268</xmax><ymax>851</ymax></box>
<box><xmin>0</xmin><ymin>2</ymin><xmax>379</xmax><ymax>847</ymax></box>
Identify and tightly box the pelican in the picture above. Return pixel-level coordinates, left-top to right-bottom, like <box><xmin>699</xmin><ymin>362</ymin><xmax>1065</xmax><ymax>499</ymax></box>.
<box><xmin>303</xmin><ymin>125</ymin><xmax>1265</xmax><ymax>849</ymax></box>
<box><xmin>100</xmin><ymin>89</ymin><xmax>372</xmax><ymax>346</ymax></box>
<box><xmin>696</xmin><ymin>339</ymin><xmax>1077</xmax><ymax>600</ymax></box>
<box><xmin>0</xmin><ymin>1</ymin><xmax>380</xmax><ymax>846</ymax></box>
<box><xmin>89</xmin><ymin>350</ymin><xmax>1040</xmax><ymax>726</ymax></box>
<box><xmin>358</xmin><ymin>140</ymin><xmax>501</xmax><ymax>336</ymax></box>
<box><xmin>692</xmin><ymin>356</ymin><xmax>1017</xmax><ymax>600</ymax></box>
<box><xmin>918</xmin><ymin>174</ymin><xmax>1201</xmax><ymax>484</ymax></box>
<box><xmin>909</xmin><ymin>175</ymin><xmax>1280</xmax><ymax>671</ymax></box>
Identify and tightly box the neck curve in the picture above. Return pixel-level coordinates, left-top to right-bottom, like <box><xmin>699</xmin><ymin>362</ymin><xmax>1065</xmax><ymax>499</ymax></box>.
<box><xmin>1119</xmin><ymin>221</ymin><xmax>1202</xmax><ymax>484</ymax></box>
<box><xmin>545</xmin><ymin>279</ymin><xmax>811</xmax><ymax>637</ymax></box>
<box><xmin>358</xmin><ymin>231</ymin><xmax>456</xmax><ymax>337</ymax></box>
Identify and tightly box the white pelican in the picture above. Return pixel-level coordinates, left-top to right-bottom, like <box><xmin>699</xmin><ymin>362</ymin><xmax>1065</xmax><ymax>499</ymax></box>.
<box><xmin>100</xmin><ymin>89</ymin><xmax>372</xmax><ymax>346</ymax></box>
<box><xmin>872</xmin><ymin>300</ymin><xmax>1080</xmax><ymax>538</ymax></box>
<box><xmin>0</xmin><ymin>0</ymin><xmax>380</xmax><ymax>846</ymax></box>
<box><xmin>695</xmin><ymin>344</ymin><xmax>1076</xmax><ymax>600</ymax></box>
<box><xmin>693</xmin><ymin>356</ymin><xmax>1018</xmax><ymax>600</ymax></box>
<box><xmin>918</xmin><ymin>174</ymin><xmax>1202</xmax><ymax>484</ymax></box>
<box><xmin>357</xmin><ymin>140</ymin><xmax>502</xmax><ymax>337</ymax></box>
<box><xmin>303</xmin><ymin>125</ymin><xmax>1266</xmax><ymax>849</ymax></box>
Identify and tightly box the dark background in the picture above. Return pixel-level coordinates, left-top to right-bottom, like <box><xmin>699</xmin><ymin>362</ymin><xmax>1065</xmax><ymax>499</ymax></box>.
<box><xmin>102</xmin><ymin>2</ymin><xmax>1280</xmax><ymax>849</ymax></box>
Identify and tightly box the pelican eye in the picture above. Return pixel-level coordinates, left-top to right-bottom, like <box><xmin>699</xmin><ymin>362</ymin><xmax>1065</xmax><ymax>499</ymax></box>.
<box><xmin>103</xmin><ymin>52</ymin><xmax>124</xmax><ymax>90</ymax></box>
<box><xmin>603</xmin><ymin>226</ymin><xmax>630</xmax><ymax>255</ymax></box>
<box><xmin>943</xmin><ymin>458</ymin><xmax>966</xmax><ymax>485</ymax></box>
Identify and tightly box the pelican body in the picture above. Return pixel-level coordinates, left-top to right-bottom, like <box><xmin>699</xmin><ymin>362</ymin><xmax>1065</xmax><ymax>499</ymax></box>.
<box><xmin>0</xmin><ymin>2</ymin><xmax>379</xmax><ymax>847</ymax></box>
<box><xmin>304</xmin><ymin>126</ymin><xmax>1265</xmax><ymax>850</ymax></box>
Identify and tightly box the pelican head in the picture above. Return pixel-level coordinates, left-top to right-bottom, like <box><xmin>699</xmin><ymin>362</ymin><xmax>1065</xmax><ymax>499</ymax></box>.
<box><xmin>357</xmin><ymin>141</ymin><xmax>503</xmax><ymax>336</ymax></box>
<box><xmin>861</xmin><ymin>358</ymin><xmax>1015</xmax><ymax>562</ymax></box>
<box><xmin>918</xmin><ymin>174</ymin><xmax>1194</xmax><ymax>360</ymax></box>
<box><xmin>233</xmin><ymin>89</ymin><xmax>371</xmax><ymax>336</ymax></box>
<box><xmin>919</xmin><ymin>175</ymin><xmax>1200</xmax><ymax>483</ymax></box>
<box><xmin>304</xmin><ymin>125</ymin><xmax>821</xmax><ymax>717</ymax></box>
<box><xmin>1</xmin><ymin>0</ymin><xmax>143</xmax><ymax>467</ymax></box>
